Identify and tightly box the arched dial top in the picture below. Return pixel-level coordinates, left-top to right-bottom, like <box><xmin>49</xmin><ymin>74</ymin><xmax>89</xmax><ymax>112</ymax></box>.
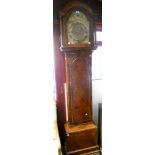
<box><xmin>67</xmin><ymin>10</ymin><xmax>90</xmax><ymax>45</ymax></box>
<box><xmin>59</xmin><ymin>1</ymin><xmax>96</xmax><ymax>51</ymax></box>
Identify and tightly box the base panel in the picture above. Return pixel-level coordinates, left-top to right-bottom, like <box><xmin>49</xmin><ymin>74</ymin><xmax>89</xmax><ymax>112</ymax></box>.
<box><xmin>64</xmin><ymin>122</ymin><xmax>100</xmax><ymax>155</ymax></box>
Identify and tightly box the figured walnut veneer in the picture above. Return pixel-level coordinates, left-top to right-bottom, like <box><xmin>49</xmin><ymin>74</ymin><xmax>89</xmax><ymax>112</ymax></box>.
<box><xmin>65</xmin><ymin>51</ymin><xmax>92</xmax><ymax>125</ymax></box>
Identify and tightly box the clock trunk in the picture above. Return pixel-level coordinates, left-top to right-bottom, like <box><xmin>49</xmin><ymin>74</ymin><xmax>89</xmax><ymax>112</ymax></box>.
<box><xmin>65</xmin><ymin>51</ymin><xmax>92</xmax><ymax>125</ymax></box>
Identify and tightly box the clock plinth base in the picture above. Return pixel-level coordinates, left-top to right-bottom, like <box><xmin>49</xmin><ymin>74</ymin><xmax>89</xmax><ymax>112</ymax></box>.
<box><xmin>64</xmin><ymin>122</ymin><xmax>100</xmax><ymax>155</ymax></box>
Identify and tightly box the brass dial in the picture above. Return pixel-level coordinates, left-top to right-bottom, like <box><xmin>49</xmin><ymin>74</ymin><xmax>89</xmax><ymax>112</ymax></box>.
<box><xmin>67</xmin><ymin>10</ymin><xmax>90</xmax><ymax>45</ymax></box>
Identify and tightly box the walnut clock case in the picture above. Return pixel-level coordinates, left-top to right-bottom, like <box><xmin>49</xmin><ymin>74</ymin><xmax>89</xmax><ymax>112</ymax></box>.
<box><xmin>60</xmin><ymin>1</ymin><xmax>100</xmax><ymax>154</ymax></box>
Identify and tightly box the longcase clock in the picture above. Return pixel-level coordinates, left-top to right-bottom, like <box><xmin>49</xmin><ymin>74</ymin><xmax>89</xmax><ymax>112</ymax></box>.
<box><xmin>60</xmin><ymin>1</ymin><xmax>100</xmax><ymax>154</ymax></box>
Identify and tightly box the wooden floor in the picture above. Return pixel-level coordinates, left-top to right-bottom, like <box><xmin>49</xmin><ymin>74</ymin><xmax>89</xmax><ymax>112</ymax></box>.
<box><xmin>61</xmin><ymin>146</ymin><xmax>102</xmax><ymax>155</ymax></box>
<box><xmin>90</xmin><ymin>152</ymin><xmax>101</xmax><ymax>155</ymax></box>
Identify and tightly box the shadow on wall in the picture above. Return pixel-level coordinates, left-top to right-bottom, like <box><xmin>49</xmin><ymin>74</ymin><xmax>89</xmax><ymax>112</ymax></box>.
<box><xmin>92</xmin><ymin>79</ymin><xmax>102</xmax><ymax>126</ymax></box>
